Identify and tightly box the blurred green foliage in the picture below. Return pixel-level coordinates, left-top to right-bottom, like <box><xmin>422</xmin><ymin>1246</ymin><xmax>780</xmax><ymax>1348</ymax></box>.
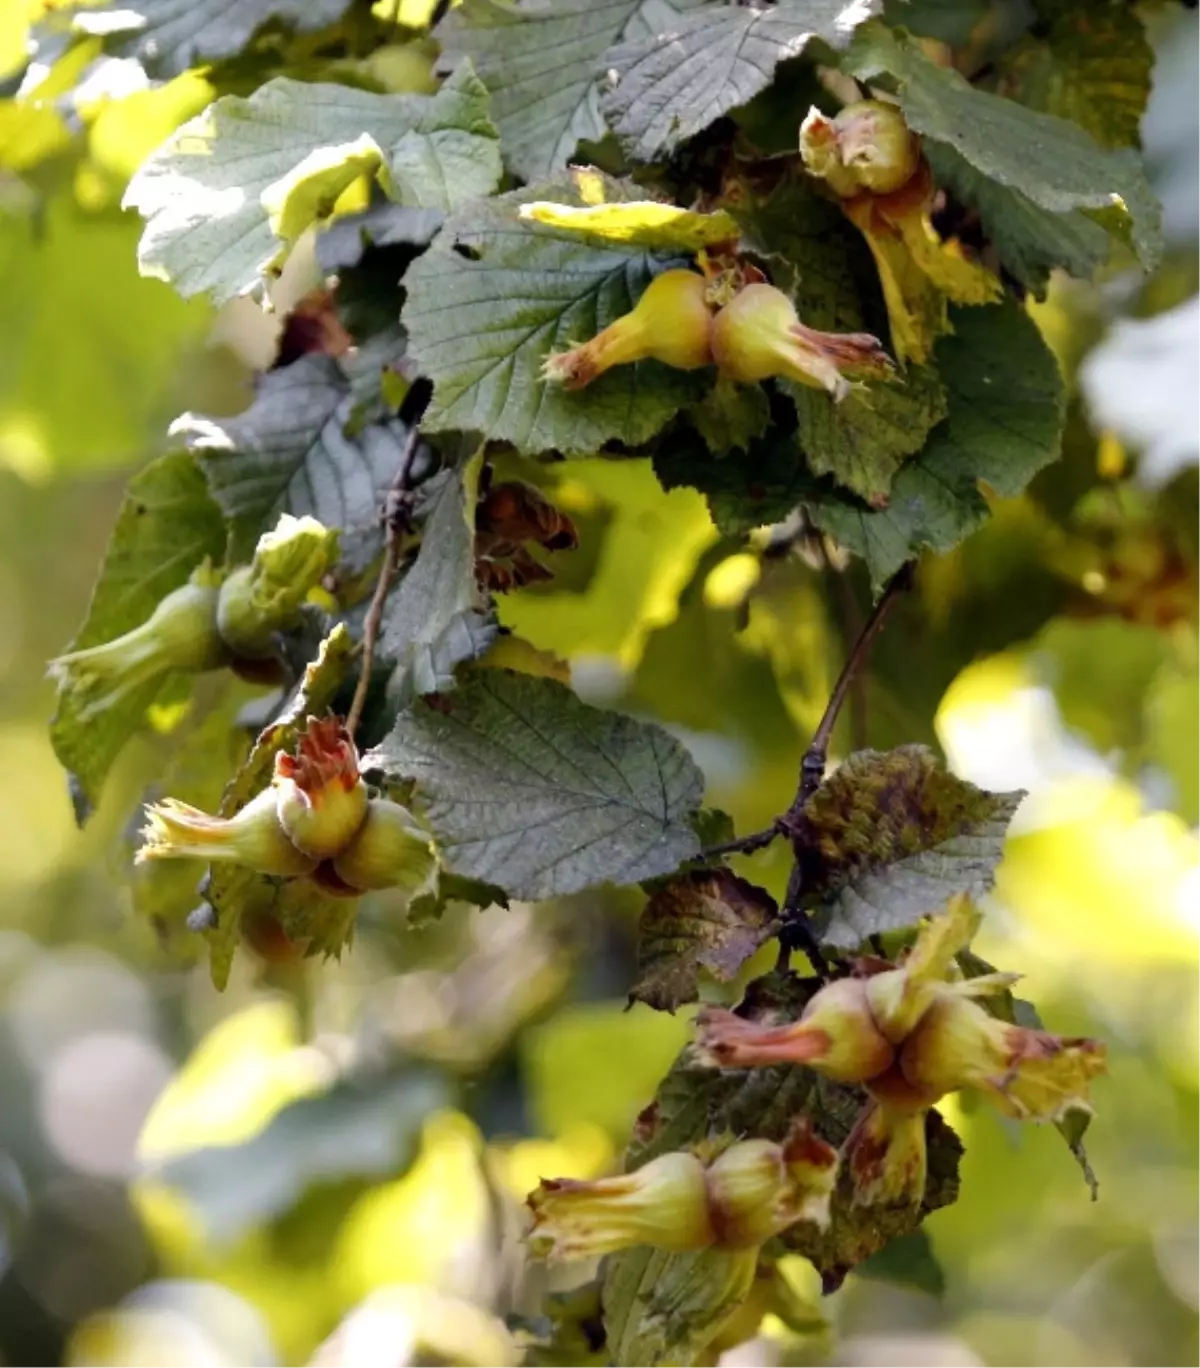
<box><xmin>0</xmin><ymin>2</ymin><xmax>1195</xmax><ymax>1367</ymax></box>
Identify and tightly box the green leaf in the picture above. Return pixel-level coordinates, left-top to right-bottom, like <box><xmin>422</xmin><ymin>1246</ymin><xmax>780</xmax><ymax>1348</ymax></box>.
<box><xmin>603</xmin><ymin>1245</ymin><xmax>759</xmax><ymax>1368</ymax></box>
<box><xmin>402</xmin><ymin>183</ymin><xmax>705</xmax><ymax>456</ymax></box>
<box><xmin>175</xmin><ymin>354</ymin><xmax>419</xmax><ymax>572</ymax></box>
<box><xmin>149</xmin><ymin>1067</ymin><xmax>447</xmax><ymax>1243</ymax></box>
<box><xmin>124</xmin><ymin>62</ymin><xmax>501</xmax><ymax>303</ymax></box>
<box><xmin>925</xmin><ymin>147</ymin><xmax>1114</xmax><ymax>290</ymax></box>
<box><xmin>50</xmin><ymin>451</ymin><xmax>226</xmax><ymax>817</ymax></box>
<box><xmin>600</xmin><ymin>0</ymin><xmax>878</xmax><ymax>163</ymax></box>
<box><xmin>687</xmin><ymin>378</ymin><xmax>771</xmax><ymax>456</ymax></box>
<box><xmin>611</xmin><ymin>970</ymin><xmax>962</xmax><ymax>1300</ymax></box>
<box><xmin>380</xmin><ymin>455</ymin><xmax>497</xmax><ymax>705</ymax></box>
<box><xmin>881</xmin><ymin>0</ymin><xmax>987</xmax><ymax>45</ymax></box>
<box><xmin>201</xmin><ymin>624</ymin><xmax>355</xmax><ymax>990</ymax></box>
<box><xmin>790</xmin><ymin>744</ymin><xmax>1023</xmax><ymax>949</ymax></box>
<box><xmin>788</xmin><ymin>365</ymin><xmax>948</xmax><ymax>503</ymax></box>
<box><xmin>732</xmin><ymin>173</ymin><xmax>947</xmax><ymax>501</ymax></box>
<box><xmin>654</xmin><ymin>424</ymin><xmax>818</xmax><ymax>536</ymax></box>
<box><xmin>845</xmin><ymin>22</ymin><xmax>1163</xmax><ymax>286</ymax></box>
<box><xmin>365</xmin><ymin>669</ymin><xmax>705</xmax><ymax>899</ymax></box>
<box><xmin>40</xmin><ymin>0</ymin><xmax>353</xmax><ymax>78</ymax></box>
<box><xmin>657</xmin><ymin>300</ymin><xmax>1062</xmax><ymax>577</ymax></box>
<box><xmin>436</xmin><ymin>0</ymin><xmax>707</xmax><ymax>182</ymax></box>
<box><xmin>808</xmin><ymin>300</ymin><xmax>1065</xmax><ymax>590</ymax></box>
<box><xmin>996</xmin><ymin>4</ymin><xmax>1153</xmax><ymax>151</ymax></box>
<box><xmin>629</xmin><ymin>870</ymin><xmax>778</xmax><ymax>1013</ymax></box>
<box><xmin>855</xmin><ymin>1228</ymin><xmax>946</xmax><ymax>1296</ymax></box>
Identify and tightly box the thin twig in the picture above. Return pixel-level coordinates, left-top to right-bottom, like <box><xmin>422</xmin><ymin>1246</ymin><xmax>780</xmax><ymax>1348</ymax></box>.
<box><xmin>702</xmin><ymin>825</ymin><xmax>780</xmax><ymax>861</ymax></box>
<box><xmin>344</xmin><ymin>422</ymin><xmax>427</xmax><ymax>738</ymax></box>
<box><xmin>787</xmin><ymin>562</ymin><xmax>913</xmax><ymax>817</ymax></box>
<box><xmin>771</xmin><ymin>563</ymin><xmax>912</xmax><ymax>976</ymax></box>
<box><xmin>777</xmin><ymin>863</ymin><xmax>829</xmax><ymax>977</ymax></box>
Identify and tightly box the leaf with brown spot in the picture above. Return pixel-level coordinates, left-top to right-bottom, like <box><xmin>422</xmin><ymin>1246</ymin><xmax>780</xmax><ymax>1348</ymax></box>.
<box><xmin>630</xmin><ymin>871</ymin><xmax>779</xmax><ymax>1013</ymax></box>
<box><xmin>790</xmin><ymin>744</ymin><xmax>1023</xmax><ymax>950</ymax></box>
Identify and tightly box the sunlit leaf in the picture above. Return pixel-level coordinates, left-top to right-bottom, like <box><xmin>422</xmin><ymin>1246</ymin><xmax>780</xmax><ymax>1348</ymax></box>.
<box><xmin>436</xmin><ymin>0</ymin><xmax>709</xmax><ymax>181</ymax></box>
<box><xmin>518</xmin><ymin>200</ymin><xmax>739</xmax><ymax>252</ymax></box>
<box><xmin>601</xmin><ymin>0</ymin><xmax>879</xmax><ymax>163</ymax></box>
<box><xmin>791</xmin><ymin>744</ymin><xmax>1022</xmax><ymax>948</ymax></box>
<box><xmin>366</xmin><ymin>669</ymin><xmax>705</xmax><ymax>899</ymax></box>
<box><xmin>124</xmin><ymin>62</ymin><xmax>500</xmax><ymax>303</ymax></box>
<box><xmin>39</xmin><ymin>0</ymin><xmax>354</xmax><ymax>78</ymax></box>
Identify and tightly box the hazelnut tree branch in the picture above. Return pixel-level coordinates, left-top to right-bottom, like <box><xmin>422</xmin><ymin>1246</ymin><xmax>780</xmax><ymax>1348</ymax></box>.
<box><xmin>344</xmin><ymin>381</ymin><xmax>432</xmax><ymax>739</ymax></box>
<box><xmin>703</xmin><ymin>563</ymin><xmax>914</xmax><ymax>975</ymax></box>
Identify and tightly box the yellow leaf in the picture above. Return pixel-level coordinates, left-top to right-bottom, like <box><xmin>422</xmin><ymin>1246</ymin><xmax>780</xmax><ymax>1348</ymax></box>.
<box><xmin>519</xmin><ymin>199</ymin><xmax>740</xmax><ymax>253</ymax></box>
<box><xmin>261</xmin><ymin>134</ymin><xmax>391</xmax><ymax>242</ymax></box>
<box><xmin>847</xmin><ymin>202</ymin><xmax>947</xmax><ymax>365</ymax></box>
<box><xmin>894</xmin><ymin>208</ymin><xmax>1003</xmax><ymax>306</ymax></box>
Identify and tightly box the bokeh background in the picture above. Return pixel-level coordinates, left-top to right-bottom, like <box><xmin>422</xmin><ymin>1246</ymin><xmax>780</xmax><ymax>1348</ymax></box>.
<box><xmin>0</xmin><ymin>2</ymin><xmax>1196</xmax><ymax>1365</ymax></box>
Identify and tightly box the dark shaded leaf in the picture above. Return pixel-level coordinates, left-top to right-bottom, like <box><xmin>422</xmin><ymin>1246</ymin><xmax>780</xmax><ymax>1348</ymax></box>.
<box><xmin>790</xmin><ymin>744</ymin><xmax>1023</xmax><ymax>948</ymax></box>
<box><xmin>733</xmin><ymin>172</ymin><xmax>947</xmax><ymax>501</ymax></box>
<box><xmin>787</xmin><ymin>365</ymin><xmax>948</xmax><ymax>503</ymax></box>
<box><xmin>365</xmin><ymin>669</ymin><xmax>704</xmax><ymax>899</ymax></box>
<box><xmin>315</xmin><ymin>203</ymin><xmax>445</xmax><ymax>273</ymax></box>
<box><xmin>630</xmin><ymin>870</ymin><xmax>778</xmax><ymax>1012</ymax></box>
<box><xmin>50</xmin><ymin>452</ymin><xmax>227</xmax><ymax>816</ymax></box>
<box><xmin>381</xmin><ymin>455</ymin><xmax>497</xmax><ymax>705</ymax></box>
<box><xmin>881</xmin><ymin>0</ymin><xmax>987</xmax><ymax>45</ymax></box>
<box><xmin>600</xmin><ymin>0</ymin><xmax>878</xmax><ymax>163</ymax></box>
<box><xmin>177</xmin><ymin>354</ymin><xmax>418</xmax><ymax>572</ymax></box>
<box><xmin>687</xmin><ymin>378</ymin><xmax>771</xmax><ymax>456</ymax></box>
<box><xmin>808</xmin><ymin>300</ymin><xmax>1065</xmax><ymax>589</ymax></box>
<box><xmin>846</xmin><ymin>22</ymin><xmax>1162</xmax><ymax>288</ymax></box>
<box><xmin>855</xmin><ymin>1228</ymin><xmax>945</xmax><ymax>1296</ymax></box>
<box><xmin>603</xmin><ymin>1245</ymin><xmax>759</xmax><ymax>1367</ymax></box>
